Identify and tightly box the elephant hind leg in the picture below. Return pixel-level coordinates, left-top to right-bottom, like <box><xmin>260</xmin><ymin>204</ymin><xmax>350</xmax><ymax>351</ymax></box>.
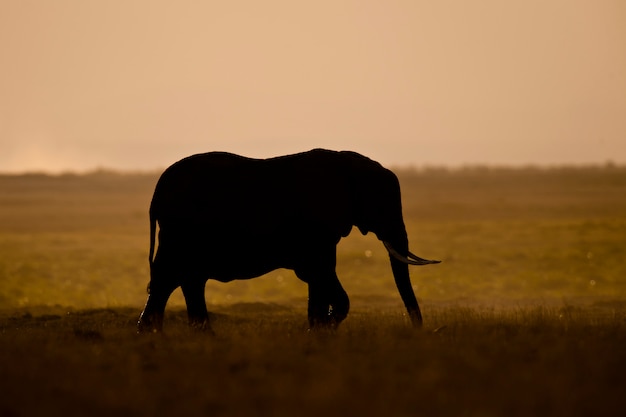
<box><xmin>181</xmin><ymin>279</ymin><xmax>212</xmax><ymax>333</ymax></box>
<box><xmin>137</xmin><ymin>264</ymin><xmax>179</xmax><ymax>333</ymax></box>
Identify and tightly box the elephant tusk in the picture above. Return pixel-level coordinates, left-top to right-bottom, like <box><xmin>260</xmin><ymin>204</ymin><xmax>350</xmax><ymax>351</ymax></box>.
<box><xmin>408</xmin><ymin>250</ymin><xmax>441</xmax><ymax>265</ymax></box>
<box><xmin>383</xmin><ymin>241</ymin><xmax>441</xmax><ymax>266</ymax></box>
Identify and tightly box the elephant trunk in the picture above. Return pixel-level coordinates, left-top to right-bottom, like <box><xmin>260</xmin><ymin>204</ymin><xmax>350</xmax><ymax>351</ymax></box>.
<box><xmin>383</xmin><ymin>233</ymin><xmax>423</xmax><ymax>327</ymax></box>
<box><xmin>390</xmin><ymin>256</ymin><xmax>423</xmax><ymax>327</ymax></box>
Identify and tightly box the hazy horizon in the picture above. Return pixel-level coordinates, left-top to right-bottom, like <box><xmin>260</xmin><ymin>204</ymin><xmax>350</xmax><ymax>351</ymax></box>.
<box><xmin>2</xmin><ymin>1</ymin><xmax>625</xmax><ymax>173</ymax></box>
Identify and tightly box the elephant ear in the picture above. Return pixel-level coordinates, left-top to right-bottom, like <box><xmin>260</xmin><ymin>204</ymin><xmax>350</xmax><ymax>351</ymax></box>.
<box><xmin>340</xmin><ymin>151</ymin><xmax>386</xmax><ymax>236</ymax></box>
<box><xmin>297</xmin><ymin>152</ymin><xmax>356</xmax><ymax>240</ymax></box>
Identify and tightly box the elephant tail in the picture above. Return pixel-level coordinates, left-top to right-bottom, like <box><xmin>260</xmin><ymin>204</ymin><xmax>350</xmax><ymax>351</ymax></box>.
<box><xmin>148</xmin><ymin>205</ymin><xmax>156</xmax><ymax>268</ymax></box>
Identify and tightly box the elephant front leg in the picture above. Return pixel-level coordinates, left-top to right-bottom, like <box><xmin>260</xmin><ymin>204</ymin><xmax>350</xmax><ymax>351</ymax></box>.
<box><xmin>296</xmin><ymin>244</ymin><xmax>349</xmax><ymax>329</ymax></box>
<box><xmin>307</xmin><ymin>282</ymin><xmax>332</xmax><ymax>328</ymax></box>
<box><xmin>306</xmin><ymin>275</ymin><xmax>350</xmax><ymax>329</ymax></box>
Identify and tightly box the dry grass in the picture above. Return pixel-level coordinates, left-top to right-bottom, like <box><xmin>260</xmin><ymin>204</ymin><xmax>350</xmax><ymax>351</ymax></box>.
<box><xmin>1</xmin><ymin>166</ymin><xmax>626</xmax><ymax>416</ymax></box>
<box><xmin>1</xmin><ymin>304</ymin><xmax>625</xmax><ymax>417</ymax></box>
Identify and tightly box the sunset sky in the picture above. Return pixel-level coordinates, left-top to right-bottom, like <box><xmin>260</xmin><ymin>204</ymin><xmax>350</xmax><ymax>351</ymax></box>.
<box><xmin>1</xmin><ymin>0</ymin><xmax>625</xmax><ymax>173</ymax></box>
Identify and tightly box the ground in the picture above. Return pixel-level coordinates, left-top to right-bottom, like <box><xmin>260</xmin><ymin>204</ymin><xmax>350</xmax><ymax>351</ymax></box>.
<box><xmin>1</xmin><ymin>166</ymin><xmax>625</xmax><ymax>416</ymax></box>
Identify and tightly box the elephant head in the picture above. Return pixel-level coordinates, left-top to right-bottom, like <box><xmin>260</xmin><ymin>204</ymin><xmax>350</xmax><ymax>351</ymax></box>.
<box><xmin>345</xmin><ymin>151</ymin><xmax>440</xmax><ymax>326</ymax></box>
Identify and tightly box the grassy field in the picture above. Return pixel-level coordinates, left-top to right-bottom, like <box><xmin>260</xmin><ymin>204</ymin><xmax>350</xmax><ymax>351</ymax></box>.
<box><xmin>1</xmin><ymin>166</ymin><xmax>625</xmax><ymax>416</ymax></box>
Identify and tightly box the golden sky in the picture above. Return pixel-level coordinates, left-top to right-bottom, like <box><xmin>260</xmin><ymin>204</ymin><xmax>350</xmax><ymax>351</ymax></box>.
<box><xmin>1</xmin><ymin>0</ymin><xmax>625</xmax><ymax>172</ymax></box>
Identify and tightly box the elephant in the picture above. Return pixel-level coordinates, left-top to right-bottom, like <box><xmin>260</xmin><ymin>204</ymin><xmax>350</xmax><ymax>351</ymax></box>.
<box><xmin>137</xmin><ymin>149</ymin><xmax>439</xmax><ymax>333</ymax></box>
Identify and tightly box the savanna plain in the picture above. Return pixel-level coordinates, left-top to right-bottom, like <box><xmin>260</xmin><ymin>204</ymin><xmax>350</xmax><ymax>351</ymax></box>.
<box><xmin>1</xmin><ymin>165</ymin><xmax>625</xmax><ymax>417</ymax></box>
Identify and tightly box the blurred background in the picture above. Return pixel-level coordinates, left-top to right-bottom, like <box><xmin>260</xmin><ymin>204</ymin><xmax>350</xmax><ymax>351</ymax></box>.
<box><xmin>2</xmin><ymin>0</ymin><xmax>625</xmax><ymax>173</ymax></box>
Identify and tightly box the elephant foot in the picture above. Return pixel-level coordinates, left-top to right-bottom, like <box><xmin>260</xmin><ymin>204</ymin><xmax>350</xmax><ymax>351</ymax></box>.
<box><xmin>137</xmin><ymin>312</ymin><xmax>163</xmax><ymax>334</ymax></box>
<box><xmin>188</xmin><ymin>318</ymin><xmax>215</xmax><ymax>336</ymax></box>
<box><xmin>308</xmin><ymin>316</ymin><xmax>343</xmax><ymax>333</ymax></box>
<box><xmin>408</xmin><ymin>309</ymin><xmax>423</xmax><ymax>328</ymax></box>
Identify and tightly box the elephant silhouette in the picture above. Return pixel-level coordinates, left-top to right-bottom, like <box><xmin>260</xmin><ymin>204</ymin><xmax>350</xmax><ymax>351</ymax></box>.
<box><xmin>138</xmin><ymin>149</ymin><xmax>439</xmax><ymax>332</ymax></box>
